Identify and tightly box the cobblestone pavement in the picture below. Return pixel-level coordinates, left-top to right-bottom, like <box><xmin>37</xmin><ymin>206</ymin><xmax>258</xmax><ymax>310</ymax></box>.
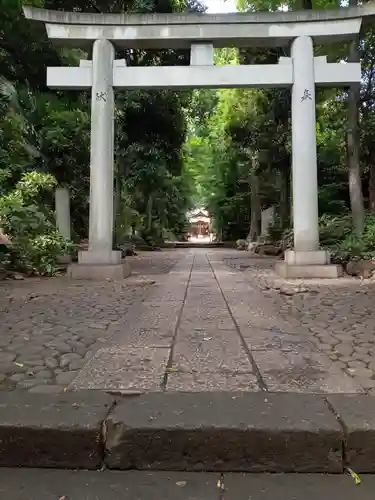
<box><xmin>0</xmin><ymin>251</ymin><xmax>183</xmax><ymax>392</ymax></box>
<box><xmin>2</xmin><ymin>248</ymin><xmax>375</xmax><ymax>394</ymax></box>
<box><xmin>225</xmin><ymin>253</ymin><xmax>375</xmax><ymax>394</ymax></box>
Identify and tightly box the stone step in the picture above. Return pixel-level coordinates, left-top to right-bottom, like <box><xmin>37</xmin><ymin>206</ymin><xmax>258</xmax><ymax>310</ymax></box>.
<box><xmin>1</xmin><ymin>391</ymin><xmax>375</xmax><ymax>472</ymax></box>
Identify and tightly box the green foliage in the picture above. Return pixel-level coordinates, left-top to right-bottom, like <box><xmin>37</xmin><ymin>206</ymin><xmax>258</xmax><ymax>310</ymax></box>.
<box><xmin>331</xmin><ymin>216</ymin><xmax>375</xmax><ymax>263</ymax></box>
<box><xmin>267</xmin><ymin>216</ymin><xmax>284</xmax><ymax>244</ymax></box>
<box><xmin>318</xmin><ymin>214</ymin><xmax>353</xmax><ymax>247</ymax></box>
<box><xmin>0</xmin><ymin>172</ymin><xmax>72</xmax><ymax>275</ymax></box>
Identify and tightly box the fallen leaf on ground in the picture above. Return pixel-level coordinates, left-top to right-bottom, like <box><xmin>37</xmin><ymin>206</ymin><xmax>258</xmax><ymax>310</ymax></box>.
<box><xmin>217</xmin><ymin>479</ymin><xmax>225</xmax><ymax>490</ymax></box>
<box><xmin>347</xmin><ymin>467</ymin><xmax>361</xmax><ymax>485</ymax></box>
<box><xmin>166</xmin><ymin>366</ymin><xmax>180</xmax><ymax>373</ymax></box>
<box><xmin>176</xmin><ymin>481</ymin><xmax>187</xmax><ymax>487</ymax></box>
<box><xmin>14</xmin><ymin>362</ymin><xmax>23</xmax><ymax>367</ymax></box>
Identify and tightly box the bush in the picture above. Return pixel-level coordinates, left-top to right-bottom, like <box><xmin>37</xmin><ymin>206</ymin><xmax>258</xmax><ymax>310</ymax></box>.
<box><xmin>275</xmin><ymin>214</ymin><xmax>375</xmax><ymax>264</ymax></box>
<box><xmin>236</xmin><ymin>239</ymin><xmax>247</xmax><ymax>250</ymax></box>
<box><xmin>0</xmin><ymin>172</ymin><xmax>72</xmax><ymax>276</ymax></box>
<box><xmin>9</xmin><ymin>230</ymin><xmax>72</xmax><ymax>276</ymax></box>
<box><xmin>267</xmin><ymin>216</ymin><xmax>284</xmax><ymax>244</ymax></box>
<box><xmin>319</xmin><ymin>214</ymin><xmax>352</xmax><ymax>247</ymax></box>
<box><xmin>363</xmin><ymin>215</ymin><xmax>375</xmax><ymax>250</ymax></box>
<box><xmin>280</xmin><ymin>227</ymin><xmax>293</xmax><ymax>250</ymax></box>
<box><xmin>326</xmin><ymin>215</ymin><xmax>375</xmax><ymax>264</ymax></box>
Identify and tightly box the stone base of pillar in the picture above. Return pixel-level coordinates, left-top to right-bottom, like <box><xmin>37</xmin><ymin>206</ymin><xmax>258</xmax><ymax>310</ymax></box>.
<box><xmin>275</xmin><ymin>261</ymin><xmax>343</xmax><ymax>279</ymax></box>
<box><xmin>284</xmin><ymin>250</ymin><xmax>330</xmax><ymax>266</ymax></box>
<box><xmin>67</xmin><ymin>261</ymin><xmax>131</xmax><ymax>280</ymax></box>
<box><xmin>276</xmin><ymin>249</ymin><xmax>343</xmax><ymax>278</ymax></box>
<box><xmin>78</xmin><ymin>250</ymin><xmax>122</xmax><ymax>265</ymax></box>
<box><xmin>66</xmin><ymin>249</ymin><xmax>130</xmax><ymax>280</ymax></box>
<box><xmin>58</xmin><ymin>254</ymin><xmax>72</xmax><ymax>264</ymax></box>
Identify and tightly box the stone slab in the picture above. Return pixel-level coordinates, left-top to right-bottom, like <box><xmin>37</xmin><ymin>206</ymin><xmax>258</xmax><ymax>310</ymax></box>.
<box><xmin>129</xmin><ymin>306</ymin><xmax>181</xmax><ymax>332</ymax></box>
<box><xmin>166</xmin><ymin>372</ymin><xmax>260</xmax><ymax>391</ymax></box>
<box><xmin>70</xmin><ymin>346</ymin><xmax>170</xmax><ymax>392</ymax></box>
<box><xmin>106</xmin><ymin>326</ymin><xmax>174</xmax><ymax>348</ymax></box>
<box><xmin>171</xmin><ymin>336</ymin><xmax>253</xmax><ymax>373</ymax></box>
<box><xmin>274</xmin><ymin>262</ymin><xmax>343</xmax><ymax>279</ymax></box>
<box><xmin>253</xmin><ymin>349</ymin><xmax>363</xmax><ymax>393</ymax></box>
<box><xmin>104</xmin><ymin>392</ymin><xmax>343</xmax><ymax>472</ymax></box>
<box><xmin>240</xmin><ymin>327</ymin><xmax>313</xmax><ymax>351</ymax></box>
<box><xmin>143</xmin><ymin>296</ymin><xmax>185</xmax><ymax>305</ymax></box>
<box><xmin>0</xmin><ymin>469</ymin><xmax>220</xmax><ymax>500</ymax></box>
<box><xmin>67</xmin><ymin>261</ymin><xmax>131</xmax><ymax>280</ymax></box>
<box><xmin>327</xmin><ymin>394</ymin><xmax>375</xmax><ymax>472</ymax></box>
<box><xmin>223</xmin><ymin>473</ymin><xmax>375</xmax><ymax>499</ymax></box>
<box><xmin>0</xmin><ymin>391</ymin><xmax>114</xmax><ymax>468</ymax></box>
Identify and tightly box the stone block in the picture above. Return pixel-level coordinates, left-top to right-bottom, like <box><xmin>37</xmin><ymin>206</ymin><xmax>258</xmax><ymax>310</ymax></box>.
<box><xmin>70</xmin><ymin>346</ymin><xmax>170</xmax><ymax>392</ymax></box>
<box><xmin>78</xmin><ymin>250</ymin><xmax>122</xmax><ymax>265</ymax></box>
<box><xmin>275</xmin><ymin>262</ymin><xmax>343</xmax><ymax>279</ymax></box>
<box><xmin>327</xmin><ymin>394</ymin><xmax>375</xmax><ymax>472</ymax></box>
<box><xmin>166</xmin><ymin>372</ymin><xmax>259</xmax><ymax>391</ymax></box>
<box><xmin>67</xmin><ymin>261</ymin><xmax>131</xmax><ymax>280</ymax></box>
<box><xmin>0</xmin><ymin>391</ymin><xmax>114</xmax><ymax>468</ymax></box>
<box><xmin>104</xmin><ymin>392</ymin><xmax>343</xmax><ymax>472</ymax></box>
<box><xmin>284</xmin><ymin>250</ymin><xmax>330</xmax><ymax>266</ymax></box>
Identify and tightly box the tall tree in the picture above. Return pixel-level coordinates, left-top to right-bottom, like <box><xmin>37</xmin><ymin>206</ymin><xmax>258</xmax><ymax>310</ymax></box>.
<box><xmin>347</xmin><ymin>0</ymin><xmax>365</xmax><ymax>234</ymax></box>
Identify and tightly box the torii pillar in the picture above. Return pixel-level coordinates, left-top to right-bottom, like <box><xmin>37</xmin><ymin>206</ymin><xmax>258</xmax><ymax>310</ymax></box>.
<box><xmin>69</xmin><ymin>40</ymin><xmax>130</xmax><ymax>280</ymax></box>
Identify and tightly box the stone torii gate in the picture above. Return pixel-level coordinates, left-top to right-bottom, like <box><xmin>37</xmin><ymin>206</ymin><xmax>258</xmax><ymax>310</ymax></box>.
<box><xmin>24</xmin><ymin>6</ymin><xmax>375</xmax><ymax>279</ymax></box>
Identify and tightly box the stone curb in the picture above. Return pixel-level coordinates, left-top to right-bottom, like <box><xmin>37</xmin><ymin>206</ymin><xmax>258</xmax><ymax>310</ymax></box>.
<box><xmin>0</xmin><ymin>391</ymin><xmax>115</xmax><ymax>469</ymax></box>
<box><xmin>1</xmin><ymin>392</ymin><xmax>375</xmax><ymax>472</ymax></box>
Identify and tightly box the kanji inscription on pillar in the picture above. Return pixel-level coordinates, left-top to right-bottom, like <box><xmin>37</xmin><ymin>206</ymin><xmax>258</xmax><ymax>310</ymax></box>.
<box><xmin>96</xmin><ymin>91</ymin><xmax>107</xmax><ymax>102</ymax></box>
<box><xmin>300</xmin><ymin>89</ymin><xmax>312</xmax><ymax>102</ymax></box>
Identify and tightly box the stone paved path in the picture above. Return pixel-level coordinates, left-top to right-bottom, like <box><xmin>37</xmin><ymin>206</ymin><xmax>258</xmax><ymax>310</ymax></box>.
<box><xmin>72</xmin><ymin>249</ymin><xmax>366</xmax><ymax>394</ymax></box>
<box><xmin>2</xmin><ymin>248</ymin><xmax>375</xmax><ymax>394</ymax></box>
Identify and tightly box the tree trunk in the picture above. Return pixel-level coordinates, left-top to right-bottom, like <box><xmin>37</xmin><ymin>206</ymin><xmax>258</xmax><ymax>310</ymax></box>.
<box><xmin>347</xmin><ymin>0</ymin><xmax>365</xmax><ymax>234</ymax></box>
<box><xmin>279</xmin><ymin>163</ymin><xmax>290</xmax><ymax>228</ymax></box>
<box><xmin>248</xmin><ymin>161</ymin><xmax>261</xmax><ymax>242</ymax></box>
<box><xmin>147</xmin><ymin>194</ymin><xmax>153</xmax><ymax>232</ymax></box>
<box><xmin>113</xmin><ymin>163</ymin><xmax>122</xmax><ymax>248</ymax></box>
<box><xmin>369</xmin><ymin>162</ymin><xmax>375</xmax><ymax>214</ymax></box>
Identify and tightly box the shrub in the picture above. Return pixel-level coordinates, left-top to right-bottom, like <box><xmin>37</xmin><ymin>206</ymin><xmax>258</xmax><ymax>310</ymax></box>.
<box><xmin>318</xmin><ymin>214</ymin><xmax>352</xmax><ymax>247</ymax></box>
<box><xmin>0</xmin><ymin>172</ymin><xmax>72</xmax><ymax>276</ymax></box>
<box><xmin>363</xmin><ymin>215</ymin><xmax>375</xmax><ymax>250</ymax></box>
<box><xmin>236</xmin><ymin>239</ymin><xmax>247</xmax><ymax>250</ymax></box>
<box><xmin>10</xmin><ymin>231</ymin><xmax>72</xmax><ymax>276</ymax></box>
<box><xmin>267</xmin><ymin>216</ymin><xmax>284</xmax><ymax>244</ymax></box>
<box><xmin>327</xmin><ymin>215</ymin><xmax>375</xmax><ymax>264</ymax></box>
